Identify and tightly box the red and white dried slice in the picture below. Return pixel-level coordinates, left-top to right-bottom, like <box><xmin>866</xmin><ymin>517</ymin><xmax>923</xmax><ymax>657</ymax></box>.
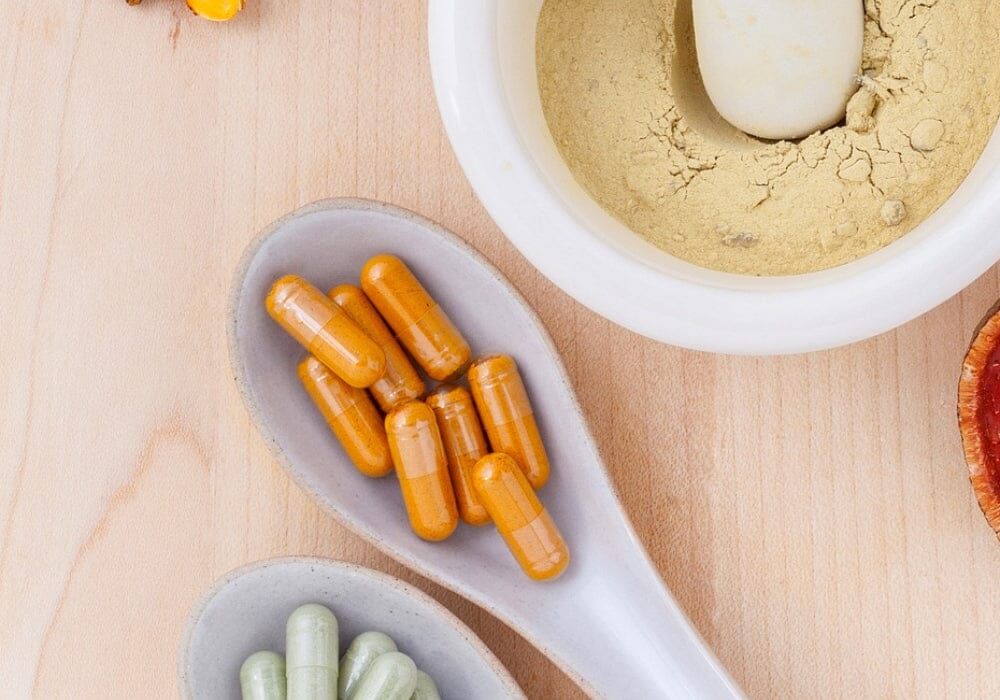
<box><xmin>959</xmin><ymin>303</ymin><xmax>1000</xmax><ymax>538</ymax></box>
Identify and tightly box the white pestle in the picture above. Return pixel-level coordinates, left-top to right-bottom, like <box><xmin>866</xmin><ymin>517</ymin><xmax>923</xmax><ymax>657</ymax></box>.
<box><xmin>693</xmin><ymin>0</ymin><xmax>864</xmax><ymax>140</ymax></box>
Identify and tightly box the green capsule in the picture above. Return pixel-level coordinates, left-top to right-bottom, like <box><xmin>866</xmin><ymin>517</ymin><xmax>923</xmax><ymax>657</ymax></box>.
<box><xmin>286</xmin><ymin>603</ymin><xmax>339</xmax><ymax>700</ymax></box>
<box><xmin>409</xmin><ymin>671</ymin><xmax>440</xmax><ymax>700</ymax></box>
<box><xmin>239</xmin><ymin>651</ymin><xmax>287</xmax><ymax>700</ymax></box>
<box><xmin>338</xmin><ymin>631</ymin><xmax>398</xmax><ymax>699</ymax></box>
<box><xmin>349</xmin><ymin>651</ymin><xmax>417</xmax><ymax>700</ymax></box>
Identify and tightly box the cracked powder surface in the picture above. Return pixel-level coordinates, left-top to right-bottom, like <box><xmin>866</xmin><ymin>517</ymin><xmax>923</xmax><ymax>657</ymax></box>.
<box><xmin>537</xmin><ymin>0</ymin><xmax>1000</xmax><ymax>275</ymax></box>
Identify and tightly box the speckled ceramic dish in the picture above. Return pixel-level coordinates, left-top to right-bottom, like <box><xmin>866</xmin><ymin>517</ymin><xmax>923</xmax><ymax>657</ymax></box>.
<box><xmin>179</xmin><ymin>557</ymin><xmax>523</xmax><ymax>699</ymax></box>
<box><xmin>228</xmin><ymin>198</ymin><xmax>743</xmax><ymax>698</ymax></box>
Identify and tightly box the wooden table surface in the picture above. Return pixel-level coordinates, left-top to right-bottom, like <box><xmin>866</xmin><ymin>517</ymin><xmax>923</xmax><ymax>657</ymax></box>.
<box><xmin>3</xmin><ymin>2</ymin><xmax>1000</xmax><ymax>698</ymax></box>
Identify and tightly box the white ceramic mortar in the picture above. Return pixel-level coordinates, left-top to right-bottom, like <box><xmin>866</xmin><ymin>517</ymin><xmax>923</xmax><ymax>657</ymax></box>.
<box><xmin>429</xmin><ymin>0</ymin><xmax>1000</xmax><ymax>354</ymax></box>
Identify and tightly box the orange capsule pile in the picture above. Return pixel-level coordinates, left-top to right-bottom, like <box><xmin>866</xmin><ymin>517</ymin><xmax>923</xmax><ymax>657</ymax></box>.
<box><xmin>265</xmin><ymin>255</ymin><xmax>568</xmax><ymax>580</ymax></box>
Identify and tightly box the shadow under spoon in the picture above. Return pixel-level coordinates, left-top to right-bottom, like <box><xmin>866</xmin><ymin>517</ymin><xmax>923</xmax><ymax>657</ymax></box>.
<box><xmin>228</xmin><ymin>198</ymin><xmax>745</xmax><ymax>699</ymax></box>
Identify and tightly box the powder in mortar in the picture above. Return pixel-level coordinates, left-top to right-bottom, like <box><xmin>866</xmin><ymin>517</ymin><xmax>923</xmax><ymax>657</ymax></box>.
<box><xmin>537</xmin><ymin>0</ymin><xmax>1000</xmax><ymax>276</ymax></box>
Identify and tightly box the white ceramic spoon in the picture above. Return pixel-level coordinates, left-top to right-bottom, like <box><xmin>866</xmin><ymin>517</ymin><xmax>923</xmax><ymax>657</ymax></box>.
<box><xmin>693</xmin><ymin>0</ymin><xmax>864</xmax><ymax>140</ymax></box>
<box><xmin>180</xmin><ymin>557</ymin><xmax>523</xmax><ymax>698</ymax></box>
<box><xmin>228</xmin><ymin>199</ymin><xmax>744</xmax><ymax>699</ymax></box>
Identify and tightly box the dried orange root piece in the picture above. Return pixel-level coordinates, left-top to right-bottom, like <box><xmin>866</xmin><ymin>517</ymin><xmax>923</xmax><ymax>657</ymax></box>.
<box><xmin>126</xmin><ymin>0</ymin><xmax>242</xmax><ymax>20</ymax></box>
<box><xmin>187</xmin><ymin>0</ymin><xmax>243</xmax><ymax>21</ymax></box>
<box><xmin>958</xmin><ymin>302</ymin><xmax>1000</xmax><ymax>538</ymax></box>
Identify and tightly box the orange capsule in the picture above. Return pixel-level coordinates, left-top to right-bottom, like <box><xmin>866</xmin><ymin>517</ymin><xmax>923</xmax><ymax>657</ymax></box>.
<box><xmin>329</xmin><ymin>284</ymin><xmax>425</xmax><ymax>412</ymax></box>
<box><xmin>297</xmin><ymin>357</ymin><xmax>392</xmax><ymax>478</ymax></box>
<box><xmin>473</xmin><ymin>453</ymin><xmax>569</xmax><ymax>581</ymax></box>
<box><xmin>360</xmin><ymin>255</ymin><xmax>471</xmax><ymax>382</ymax></box>
<box><xmin>427</xmin><ymin>385</ymin><xmax>491</xmax><ymax>526</ymax></box>
<box><xmin>467</xmin><ymin>355</ymin><xmax>550</xmax><ymax>489</ymax></box>
<box><xmin>266</xmin><ymin>275</ymin><xmax>385</xmax><ymax>388</ymax></box>
<box><xmin>385</xmin><ymin>401</ymin><xmax>459</xmax><ymax>541</ymax></box>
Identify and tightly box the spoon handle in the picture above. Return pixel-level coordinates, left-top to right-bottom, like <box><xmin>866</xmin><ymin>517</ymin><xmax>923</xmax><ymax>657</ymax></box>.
<box><xmin>510</xmin><ymin>517</ymin><xmax>745</xmax><ymax>699</ymax></box>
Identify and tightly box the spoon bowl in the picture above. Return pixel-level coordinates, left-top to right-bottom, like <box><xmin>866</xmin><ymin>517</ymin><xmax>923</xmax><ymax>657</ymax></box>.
<box><xmin>179</xmin><ymin>556</ymin><xmax>523</xmax><ymax>698</ymax></box>
<box><xmin>228</xmin><ymin>198</ymin><xmax>744</xmax><ymax>698</ymax></box>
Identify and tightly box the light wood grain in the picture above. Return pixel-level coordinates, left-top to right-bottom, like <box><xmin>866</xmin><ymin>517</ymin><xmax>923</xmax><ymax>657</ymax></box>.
<box><xmin>2</xmin><ymin>2</ymin><xmax>1000</xmax><ymax>698</ymax></box>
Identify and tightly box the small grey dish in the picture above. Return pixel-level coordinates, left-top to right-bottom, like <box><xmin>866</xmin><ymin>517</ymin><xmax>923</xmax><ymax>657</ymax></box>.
<box><xmin>228</xmin><ymin>198</ymin><xmax>744</xmax><ymax>698</ymax></box>
<box><xmin>179</xmin><ymin>557</ymin><xmax>523</xmax><ymax>699</ymax></box>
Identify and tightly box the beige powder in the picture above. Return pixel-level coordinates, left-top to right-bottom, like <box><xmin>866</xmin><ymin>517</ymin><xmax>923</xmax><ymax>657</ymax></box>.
<box><xmin>537</xmin><ymin>0</ymin><xmax>1000</xmax><ymax>275</ymax></box>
